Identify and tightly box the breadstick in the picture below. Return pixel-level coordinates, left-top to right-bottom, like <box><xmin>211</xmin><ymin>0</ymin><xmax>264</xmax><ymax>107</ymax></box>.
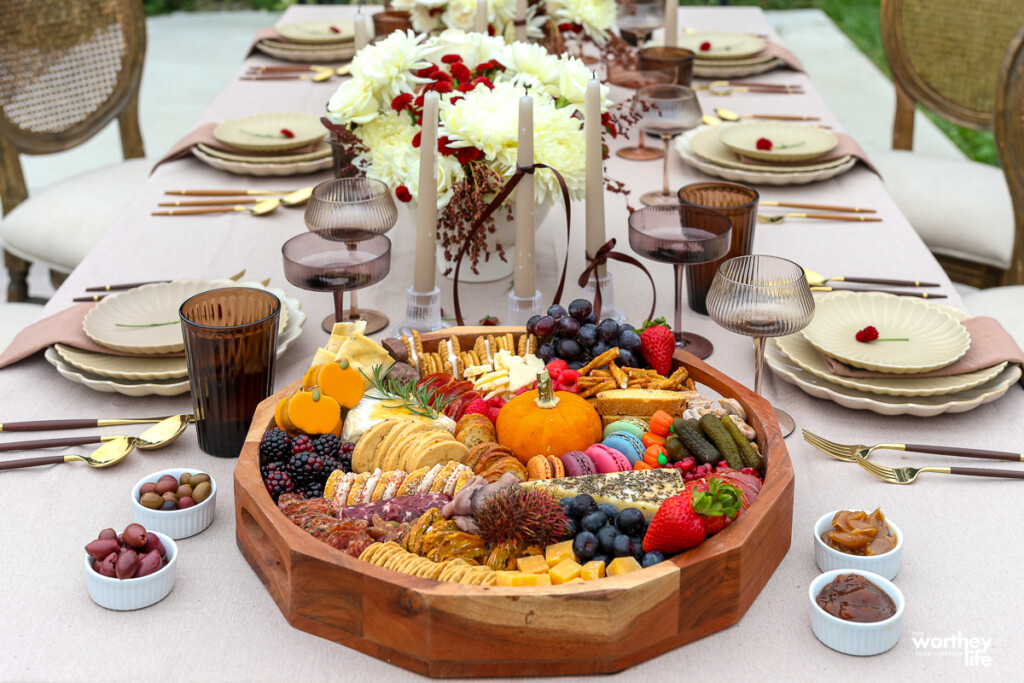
<box><xmin>580</xmin><ymin>379</ymin><xmax>616</xmax><ymax>398</ymax></box>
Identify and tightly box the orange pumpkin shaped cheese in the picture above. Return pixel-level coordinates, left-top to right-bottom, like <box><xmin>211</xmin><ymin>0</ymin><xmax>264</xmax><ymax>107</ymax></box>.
<box><xmin>495</xmin><ymin>370</ymin><xmax>602</xmax><ymax>465</ymax></box>
<box><xmin>309</xmin><ymin>359</ymin><xmax>365</xmax><ymax>409</ymax></box>
<box><xmin>285</xmin><ymin>388</ymin><xmax>343</xmax><ymax>436</ymax></box>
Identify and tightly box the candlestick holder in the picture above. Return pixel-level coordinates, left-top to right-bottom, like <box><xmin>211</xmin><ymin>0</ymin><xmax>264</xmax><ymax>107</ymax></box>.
<box><xmin>393</xmin><ymin>286</ymin><xmax>446</xmax><ymax>336</ymax></box>
<box><xmin>581</xmin><ymin>271</ymin><xmax>627</xmax><ymax>323</ymax></box>
<box><xmin>507</xmin><ymin>289</ymin><xmax>543</xmax><ymax>327</ymax></box>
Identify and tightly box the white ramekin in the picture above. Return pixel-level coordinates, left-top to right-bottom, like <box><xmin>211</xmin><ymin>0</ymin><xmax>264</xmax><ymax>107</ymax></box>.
<box><xmin>85</xmin><ymin>531</ymin><xmax>178</xmax><ymax>611</ymax></box>
<box><xmin>814</xmin><ymin>510</ymin><xmax>902</xmax><ymax>580</ymax></box>
<box><xmin>808</xmin><ymin>569</ymin><xmax>905</xmax><ymax>656</ymax></box>
<box><xmin>131</xmin><ymin>468</ymin><xmax>217</xmax><ymax>539</ymax></box>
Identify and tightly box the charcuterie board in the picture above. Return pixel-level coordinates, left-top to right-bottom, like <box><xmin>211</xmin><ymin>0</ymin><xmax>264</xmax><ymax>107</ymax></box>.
<box><xmin>234</xmin><ymin>327</ymin><xmax>793</xmax><ymax>677</ymax></box>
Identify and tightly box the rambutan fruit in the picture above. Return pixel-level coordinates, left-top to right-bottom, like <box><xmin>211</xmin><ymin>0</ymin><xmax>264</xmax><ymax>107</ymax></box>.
<box><xmin>473</xmin><ymin>487</ymin><xmax>572</xmax><ymax>548</ymax></box>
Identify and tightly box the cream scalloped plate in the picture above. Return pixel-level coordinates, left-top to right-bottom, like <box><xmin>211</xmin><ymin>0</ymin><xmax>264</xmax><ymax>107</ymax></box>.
<box><xmin>687</xmin><ymin>125</ymin><xmax>848</xmax><ymax>173</ymax></box>
<box><xmin>255</xmin><ymin>40</ymin><xmax>355</xmax><ymax>64</ymax></box>
<box><xmin>765</xmin><ymin>341</ymin><xmax>1020</xmax><ymax>417</ymax></box>
<box><xmin>192</xmin><ymin>145</ymin><xmax>333</xmax><ymax>177</ymax></box>
<box><xmin>801</xmin><ymin>292</ymin><xmax>970</xmax><ymax>374</ymax></box>
<box><xmin>677</xmin><ymin>31</ymin><xmax>767</xmax><ymax>60</ymax></box>
<box><xmin>83</xmin><ymin>279</ymin><xmax>291</xmax><ymax>355</ymax></box>
<box><xmin>214</xmin><ymin>113</ymin><xmax>325</xmax><ymax>152</ymax></box>
<box><xmin>693</xmin><ymin>58</ymin><xmax>780</xmax><ymax>79</ymax></box>
<box><xmin>276</xmin><ymin>19</ymin><xmax>355</xmax><ymax>44</ymax></box>
<box><xmin>718</xmin><ymin>121</ymin><xmax>838</xmax><ymax>162</ymax></box>
<box><xmin>55</xmin><ymin>344</ymin><xmax>188</xmax><ymax>380</ymax></box>
<box><xmin>195</xmin><ymin>142</ymin><xmax>330</xmax><ymax>165</ymax></box>
<box><xmin>774</xmin><ymin>333</ymin><xmax>1005</xmax><ymax>397</ymax></box>
<box><xmin>674</xmin><ymin>128</ymin><xmax>856</xmax><ymax>186</ymax></box>
<box><xmin>48</xmin><ymin>286</ymin><xmax>305</xmax><ymax>395</ymax></box>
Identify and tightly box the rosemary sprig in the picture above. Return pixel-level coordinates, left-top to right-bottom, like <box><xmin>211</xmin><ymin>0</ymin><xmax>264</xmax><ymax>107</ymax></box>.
<box><xmin>360</xmin><ymin>364</ymin><xmax>456</xmax><ymax>420</ymax></box>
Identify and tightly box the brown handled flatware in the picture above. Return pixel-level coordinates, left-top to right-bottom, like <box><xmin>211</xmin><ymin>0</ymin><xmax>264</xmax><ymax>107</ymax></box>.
<box><xmin>763</xmin><ymin>202</ymin><xmax>875</xmax><ymax>214</ymax></box>
<box><xmin>810</xmin><ymin>286</ymin><xmax>945</xmax><ymax>298</ymax></box>
<box><xmin>803</xmin><ymin>268</ymin><xmax>938</xmax><ymax>288</ymax></box>
<box><xmin>84</xmin><ymin>270</ymin><xmax>245</xmax><ymax>293</ymax></box>
<box><xmin>757</xmin><ymin>213</ymin><xmax>882</xmax><ymax>223</ymax></box>
<box><xmin>158</xmin><ymin>199</ymin><xmax>260</xmax><ymax>207</ymax></box>
<box><xmin>0</xmin><ymin>415</ymin><xmax>190</xmax><ymax>451</ymax></box>
<box><xmin>852</xmin><ymin>455</ymin><xmax>1024</xmax><ymax>484</ymax></box>
<box><xmin>152</xmin><ymin>198</ymin><xmax>280</xmax><ymax>217</ymax></box>
<box><xmin>0</xmin><ymin>437</ymin><xmax>134</xmax><ymax>471</ymax></box>
<box><xmin>241</xmin><ymin>72</ymin><xmax>333</xmax><ymax>82</ymax></box>
<box><xmin>247</xmin><ymin>65</ymin><xmax>332</xmax><ymax>72</ymax></box>
<box><xmin>715</xmin><ymin>108</ymin><xmax>820</xmax><ymax>122</ymax></box>
<box><xmin>164</xmin><ymin>189</ymin><xmax>292</xmax><ymax>196</ymax></box>
<box><xmin>0</xmin><ymin>414</ymin><xmax>188</xmax><ymax>432</ymax></box>
<box><xmin>803</xmin><ymin>430</ymin><xmax>1023</xmax><ymax>463</ymax></box>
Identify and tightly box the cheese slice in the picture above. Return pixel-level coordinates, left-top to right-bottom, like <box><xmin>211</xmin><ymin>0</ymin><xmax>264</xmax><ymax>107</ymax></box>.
<box><xmin>521</xmin><ymin>469</ymin><xmax>685</xmax><ymax>520</ymax></box>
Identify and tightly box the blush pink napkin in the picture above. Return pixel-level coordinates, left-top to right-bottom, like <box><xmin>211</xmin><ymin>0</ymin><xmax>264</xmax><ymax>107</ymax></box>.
<box><xmin>247</xmin><ymin>27</ymin><xmax>290</xmax><ymax>56</ymax></box>
<box><xmin>761</xmin><ymin>42</ymin><xmax>805</xmax><ymax>72</ymax></box>
<box><xmin>0</xmin><ymin>304</ymin><xmax>183</xmax><ymax>369</ymax></box>
<box><xmin>818</xmin><ymin>317</ymin><xmax>1024</xmax><ymax>379</ymax></box>
<box><xmin>151</xmin><ymin>122</ymin><xmax>324</xmax><ymax>172</ymax></box>
<box><xmin>736</xmin><ymin>132</ymin><xmax>880</xmax><ymax>176</ymax></box>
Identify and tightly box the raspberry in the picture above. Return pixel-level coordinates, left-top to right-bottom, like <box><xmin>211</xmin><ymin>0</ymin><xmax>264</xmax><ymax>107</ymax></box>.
<box><xmin>463</xmin><ymin>398</ymin><xmax>489</xmax><ymax>418</ymax></box>
<box><xmin>291</xmin><ymin>435</ymin><xmax>314</xmax><ymax>456</ymax></box>
<box><xmin>259</xmin><ymin>428</ymin><xmax>291</xmax><ymax>463</ymax></box>
<box><xmin>264</xmin><ymin>471</ymin><xmax>295</xmax><ymax>501</ymax></box>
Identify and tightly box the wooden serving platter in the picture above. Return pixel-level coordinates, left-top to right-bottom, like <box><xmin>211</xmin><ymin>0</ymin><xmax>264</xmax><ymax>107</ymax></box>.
<box><xmin>234</xmin><ymin>326</ymin><xmax>793</xmax><ymax>677</ymax></box>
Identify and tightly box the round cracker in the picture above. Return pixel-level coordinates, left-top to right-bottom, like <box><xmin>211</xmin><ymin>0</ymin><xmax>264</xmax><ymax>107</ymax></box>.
<box><xmin>382</xmin><ymin>422</ymin><xmax>434</xmax><ymax>472</ymax></box>
<box><xmin>352</xmin><ymin>420</ymin><xmax>400</xmax><ymax>473</ymax></box>
<box><xmin>359</xmin><ymin>542</ymin><xmax>384</xmax><ymax>563</ymax></box>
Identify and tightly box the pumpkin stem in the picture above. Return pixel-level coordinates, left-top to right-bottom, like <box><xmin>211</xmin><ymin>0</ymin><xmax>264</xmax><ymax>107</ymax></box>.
<box><xmin>312</xmin><ymin>387</ymin><xmax>321</xmax><ymax>402</ymax></box>
<box><xmin>338</xmin><ymin>359</ymin><xmax>350</xmax><ymax>370</ymax></box>
<box><xmin>534</xmin><ymin>369</ymin><xmax>560</xmax><ymax>409</ymax></box>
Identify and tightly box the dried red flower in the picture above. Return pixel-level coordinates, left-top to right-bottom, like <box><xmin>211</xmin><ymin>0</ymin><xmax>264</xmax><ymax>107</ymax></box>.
<box><xmin>441</xmin><ymin>54</ymin><xmax>464</xmax><ymax>64</ymax></box>
<box><xmin>432</xmin><ymin>70</ymin><xmax>453</xmax><ymax>84</ymax></box>
<box><xmin>450</xmin><ymin>62</ymin><xmax>472</xmax><ymax>82</ymax></box>
<box><xmin>756</xmin><ymin>137</ymin><xmax>773</xmax><ymax>151</ymax></box>
<box><xmin>699</xmin><ymin>41</ymin><xmax>711</xmax><ymax>51</ymax></box>
<box><xmin>471</xmin><ymin>76</ymin><xmax>495</xmax><ymax>90</ymax></box>
<box><xmin>329</xmin><ymin>25</ymin><xmax>341</xmax><ymax>33</ymax></box>
<box><xmin>412</xmin><ymin>132</ymin><xmax>422</xmax><ymax>148</ymax></box>
<box><xmin>431</xmin><ymin>80</ymin><xmax>454</xmax><ymax>94</ymax></box>
<box><xmin>455</xmin><ymin>146</ymin><xmax>482</xmax><ymax>164</ymax></box>
<box><xmin>457</xmin><ymin>81</ymin><xmax>476</xmax><ymax>93</ymax></box>
<box><xmin>391</xmin><ymin>93</ymin><xmax>414</xmax><ymax>112</ymax></box>
<box><xmin>558</xmin><ymin>22</ymin><xmax>582</xmax><ymax>33</ymax></box>
<box><xmin>438</xmin><ymin>136</ymin><xmax>457</xmax><ymax>156</ymax></box>
<box><xmin>855</xmin><ymin>326</ymin><xmax>879</xmax><ymax>343</ymax></box>
<box><xmin>413</xmin><ymin>67</ymin><xmax>435</xmax><ymax>78</ymax></box>
<box><xmin>395</xmin><ymin>186</ymin><xmax>413</xmax><ymax>203</ymax></box>
<box><xmin>280</xmin><ymin>128</ymin><xmax>295</xmax><ymax>138</ymax></box>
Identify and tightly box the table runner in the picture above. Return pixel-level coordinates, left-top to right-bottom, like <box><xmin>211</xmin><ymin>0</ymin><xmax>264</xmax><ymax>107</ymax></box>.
<box><xmin>1</xmin><ymin>6</ymin><xmax>1019</xmax><ymax>680</ymax></box>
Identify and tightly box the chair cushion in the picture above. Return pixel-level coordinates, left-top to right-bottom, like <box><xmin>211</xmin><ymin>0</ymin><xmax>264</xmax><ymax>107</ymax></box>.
<box><xmin>0</xmin><ymin>302</ymin><xmax>44</xmax><ymax>352</ymax></box>
<box><xmin>871</xmin><ymin>149</ymin><xmax>1014</xmax><ymax>270</ymax></box>
<box><xmin>0</xmin><ymin>158</ymin><xmax>151</xmax><ymax>273</ymax></box>
<box><xmin>962</xmin><ymin>286</ymin><xmax>1024</xmax><ymax>349</ymax></box>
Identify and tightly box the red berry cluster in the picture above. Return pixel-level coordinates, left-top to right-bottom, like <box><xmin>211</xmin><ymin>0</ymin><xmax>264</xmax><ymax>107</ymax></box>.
<box><xmin>543</xmin><ymin>359</ymin><xmax>581</xmax><ymax>393</ymax></box>
<box><xmin>462</xmin><ymin>395</ymin><xmax>506</xmax><ymax>423</ymax></box>
<box><xmin>855</xmin><ymin>325</ymin><xmax>879</xmax><ymax>342</ymax></box>
<box><xmin>755</xmin><ymin>137</ymin><xmax>774</xmax><ymax>151</ymax></box>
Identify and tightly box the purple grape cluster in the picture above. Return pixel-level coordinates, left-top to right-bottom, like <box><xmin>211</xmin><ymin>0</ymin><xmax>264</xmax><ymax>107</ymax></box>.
<box><xmin>526</xmin><ymin>299</ymin><xmax>646</xmax><ymax>369</ymax></box>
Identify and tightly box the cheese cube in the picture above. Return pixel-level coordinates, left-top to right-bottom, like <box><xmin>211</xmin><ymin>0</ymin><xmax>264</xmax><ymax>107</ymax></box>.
<box><xmin>495</xmin><ymin>571</ymin><xmax>552</xmax><ymax>587</ymax></box>
<box><xmin>606</xmin><ymin>556</ymin><xmax>643</xmax><ymax>577</ymax></box>
<box><xmin>581</xmin><ymin>560</ymin><xmax>606</xmax><ymax>581</ymax></box>
<box><xmin>564</xmin><ymin>577</ymin><xmax>586</xmax><ymax>584</ymax></box>
<box><xmin>516</xmin><ymin>555</ymin><xmax>550</xmax><ymax>574</ymax></box>
<box><xmin>549</xmin><ymin>559</ymin><xmax>583</xmax><ymax>585</ymax></box>
<box><xmin>544</xmin><ymin>540</ymin><xmax>575</xmax><ymax>568</ymax></box>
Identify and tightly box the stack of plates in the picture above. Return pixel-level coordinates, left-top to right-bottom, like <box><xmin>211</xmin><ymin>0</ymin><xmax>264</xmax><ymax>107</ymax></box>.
<box><xmin>193</xmin><ymin>112</ymin><xmax>332</xmax><ymax>176</ymax></box>
<box><xmin>675</xmin><ymin>122</ymin><xmax>856</xmax><ymax>185</ymax></box>
<box><xmin>766</xmin><ymin>292</ymin><xmax>1021</xmax><ymax>416</ymax></box>
<box><xmin>44</xmin><ymin>280</ymin><xmax>306</xmax><ymax>397</ymax></box>
<box><xmin>677</xmin><ymin>31</ymin><xmax>780</xmax><ymax>78</ymax></box>
<box><xmin>255</xmin><ymin>19</ymin><xmax>356</xmax><ymax>63</ymax></box>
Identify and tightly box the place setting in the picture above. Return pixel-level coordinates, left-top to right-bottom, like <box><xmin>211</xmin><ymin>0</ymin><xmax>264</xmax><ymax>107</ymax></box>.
<box><xmin>676</xmin><ymin>30</ymin><xmax>805</xmax><ymax>78</ymax></box>
<box><xmin>153</xmin><ymin>112</ymin><xmax>332</xmax><ymax>177</ymax></box>
<box><xmin>250</xmin><ymin>18</ymin><xmax>357</xmax><ymax>63</ymax></box>
<box><xmin>766</xmin><ymin>291</ymin><xmax>1024</xmax><ymax>416</ymax></box>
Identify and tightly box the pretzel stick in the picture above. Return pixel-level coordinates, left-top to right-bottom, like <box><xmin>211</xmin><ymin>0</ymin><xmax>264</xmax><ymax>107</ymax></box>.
<box><xmin>608</xmin><ymin>362</ymin><xmax>628</xmax><ymax>389</ymax></box>
<box><xmin>578</xmin><ymin>347</ymin><xmax>620</xmax><ymax>375</ymax></box>
<box><xmin>580</xmin><ymin>379</ymin><xmax>616</xmax><ymax>398</ymax></box>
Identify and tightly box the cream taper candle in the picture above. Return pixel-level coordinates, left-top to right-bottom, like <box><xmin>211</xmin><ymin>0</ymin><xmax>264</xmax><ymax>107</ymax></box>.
<box><xmin>413</xmin><ymin>90</ymin><xmax>439</xmax><ymax>292</ymax></box>
<box><xmin>664</xmin><ymin>0</ymin><xmax>677</xmax><ymax>47</ymax></box>
<box><xmin>514</xmin><ymin>93</ymin><xmax>536</xmax><ymax>298</ymax></box>
<box><xmin>514</xmin><ymin>0</ymin><xmax>527</xmax><ymax>41</ymax></box>
<box><xmin>354</xmin><ymin>10</ymin><xmax>368</xmax><ymax>51</ymax></box>
<box><xmin>475</xmin><ymin>0</ymin><xmax>488</xmax><ymax>33</ymax></box>
<box><xmin>584</xmin><ymin>76</ymin><xmax>606</xmax><ymax>278</ymax></box>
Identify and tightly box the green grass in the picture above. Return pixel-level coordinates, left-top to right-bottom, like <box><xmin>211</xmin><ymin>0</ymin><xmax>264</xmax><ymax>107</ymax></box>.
<box><xmin>683</xmin><ymin>0</ymin><xmax>999</xmax><ymax>166</ymax></box>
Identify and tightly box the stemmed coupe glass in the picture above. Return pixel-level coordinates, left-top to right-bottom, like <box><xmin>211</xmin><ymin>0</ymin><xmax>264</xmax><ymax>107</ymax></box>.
<box><xmin>706</xmin><ymin>255</ymin><xmax>815</xmax><ymax>437</ymax></box>
<box><xmin>636</xmin><ymin>84</ymin><xmax>702</xmax><ymax>206</ymax></box>
<box><xmin>608</xmin><ymin>66</ymin><xmax>674</xmax><ymax>161</ymax></box>
<box><xmin>616</xmin><ymin>0</ymin><xmax>663</xmax><ymax>48</ymax></box>
<box><xmin>303</xmin><ymin>178</ymin><xmax>398</xmax><ymax>333</ymax></box>
<box><xmin>627</xmin><ymin>204</ymin><xmax>732</xmax><ymax>359</ymax></box>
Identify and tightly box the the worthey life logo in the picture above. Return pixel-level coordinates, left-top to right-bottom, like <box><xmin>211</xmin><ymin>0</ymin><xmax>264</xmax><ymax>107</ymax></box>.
<box><xmin>911</xmin><ymin>631</ymin><xmax>993</xmax><ymax>667</ymax></box>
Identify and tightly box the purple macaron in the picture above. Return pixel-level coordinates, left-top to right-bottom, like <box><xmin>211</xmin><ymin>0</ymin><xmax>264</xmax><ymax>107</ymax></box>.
<box><xmin>560</xmin><ymin>450</ymin><xmax>596</xmax><ymax>477</ymax></box>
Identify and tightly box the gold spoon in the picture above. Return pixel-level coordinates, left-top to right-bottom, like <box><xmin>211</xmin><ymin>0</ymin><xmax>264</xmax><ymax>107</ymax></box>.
<box><xmin>281</xmin><ymin>186</ymin><xmax>314</xmax><ymax>207</ymax></box>
<box><xmin>336</xmin><ymin>64</ymin><xmax>352</xmax><ymax>76</ymax></box>
<box><xmin>151</xmin><ymin>197</ymin><xmax>280</xmax><ymax>217</ymax></box>
<box><xmin>0</xmin><ymin>437</ymin><xmax>135</xmax><ymax>471</ymax></box>
<box><xmin>701</xmin><ymin>114</ymin><xmax>723</xmax><ymax>126</ymax></box>
<box><xmin>757</xmin><ymin>213</ymin><xmax>882</xmax><ymax>224</ymax></box>
<box><xmin>0</xmin><ymin>415</ymin><xmax>192</xmax><ymax>452</ymax></box>
<box><xmin>715</xmin><ymin>107</ymin><xmax>821</xmax><ymax>122</ymax></box>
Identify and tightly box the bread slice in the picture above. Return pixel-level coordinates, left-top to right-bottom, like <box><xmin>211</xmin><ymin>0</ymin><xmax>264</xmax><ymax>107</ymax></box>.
<box><xmin>520</xmin><ymin>469</ymin><xmax>685</xmax><ymax>520</ymax></box>
<box><xmin>594</xmin><ymin>389</ymin><xmax>698</xmax><ymax>418</ymax></box>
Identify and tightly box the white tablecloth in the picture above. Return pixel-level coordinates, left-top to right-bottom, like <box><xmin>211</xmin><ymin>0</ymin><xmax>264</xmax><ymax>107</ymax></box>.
<box><xmin>1</xmin><ymin>6</ymin><xmax>1020</xmax><ymax>680</ymax></box>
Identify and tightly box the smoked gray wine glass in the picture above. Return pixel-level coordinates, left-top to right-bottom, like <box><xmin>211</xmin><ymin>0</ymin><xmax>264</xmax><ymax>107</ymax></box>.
<box><xmin>705</xmin><ymin>254</ymin><xmax>815</xmax><ymax>437</ymax></box>
<box><xmin>304</xmin><ymin>178</ymin><xmax>398</xmax><ymax>334</ymax></box>
<box><xmin>636</xmin><ymin>84</ymin><xmax>702</xmax><ymax>206</ymax></box>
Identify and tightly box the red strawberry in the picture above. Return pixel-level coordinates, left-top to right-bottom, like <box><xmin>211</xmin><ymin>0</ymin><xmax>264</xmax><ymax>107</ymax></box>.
<box><xmin>689</xmin><ymin>477</ymin><xmax>743</xmax><ymax>536</ymax></box>
<box><xmin>462</xmin><ymin>398</ymin><xmax>490</xmax><ymax>419</ymax></box>
<box><xmin>642</xmin><ymin>490</ymin><xmax>706</xmax><ymax>554</ymax></box>
<box><xmin>639</xmin><ymin>318</ymin><xmax>674</xmax><ymax>376</ymax></box>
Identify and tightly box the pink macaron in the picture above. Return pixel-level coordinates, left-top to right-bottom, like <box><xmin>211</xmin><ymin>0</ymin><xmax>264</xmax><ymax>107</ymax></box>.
<box><xmin>585</xmin><ymin>444</ymin><xmax>631</xmax><ymax>474</ymax></box>
<box><xmin>560</xmin><ymin>450</ymin><xmax>596</xmax><ymax>477</ymax></box>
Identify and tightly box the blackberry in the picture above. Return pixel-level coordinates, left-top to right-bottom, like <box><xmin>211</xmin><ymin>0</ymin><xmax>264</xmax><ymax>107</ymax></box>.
<box><xmin>259</xmin><ymin>459</ymin><xmax>286</xmax><ymax>480</ymax></box>
<box><xmin>290</xmin><ymin>434</ymin><xmax>314</xmax><ymax>456</ymax></box>
<box><xmin>286</xmin><ymin>451</ymin><xmax>325</xmax><ymax>489</ymax></box>
<box><xmin>337</xmin><ymin>442</ymin><xmax>355</xmax><ymax>472</ymax></box>
<box><xmin>259</xmin><ymin>428</ymin><xmax>292</xmax><ymax>462</ymax></box>
<box><xmin>322</xmin><ymin>454</ymin><xmax>343</xmax><ymax>476</ymax></box>
<box><xmin>312</xmin><ymin>434</ymin><xmax>341</xmax><ymax>460</ymax></box>
<box><xmin>264</xmin><ymin>470</ymin><xmax>296</xmax><ymax>501</ymax></box>
<box><xmin>302</xmin><ymin>481</ymin><xmax>325</xmax><ymax>499</ymax></box>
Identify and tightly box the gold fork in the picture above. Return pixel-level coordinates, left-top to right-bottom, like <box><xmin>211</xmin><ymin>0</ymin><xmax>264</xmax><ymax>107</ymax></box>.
<box><xmin>802</xmin><ymin>429</ymin><xmax>1024</xmax><ymax>463</ymax></box>
<box><xmin>851</xmin><ymin>455</ymin><xmax>1024</xmax><ymax>484</ymax></box>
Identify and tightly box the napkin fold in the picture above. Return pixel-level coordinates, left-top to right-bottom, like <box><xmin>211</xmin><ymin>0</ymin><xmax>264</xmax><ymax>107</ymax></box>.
<box><xmin>818</xmin><ymin>316</ymin><xmax>1024</xmax><ymax>379</ymax></box>
<box><xmin>760</xmin><ymin>42</ymin><xmax>805</xmax><ymax>72</ymax></box>
<box><xmin>151</xmin><ymin>122</ymin><xmax>324</xmax><ymax>172</ymax></box>
<box><xmin>0</xmin><ymin>304</ymin><xmax>183</xmax><ymax>370</ymax></box>
<box><xmin>736</xmin><ymin>132</ymin><xmax>880</xmax><ymax>176</ymax></box>
<box><xmin>247</xmin><ymin>27</ymin><xmax>289</xmax><ymax>57</ymax></box>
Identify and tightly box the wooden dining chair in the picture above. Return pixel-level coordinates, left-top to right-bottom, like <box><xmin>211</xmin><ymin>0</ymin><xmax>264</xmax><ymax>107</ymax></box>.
<box><xmin>0</xmin><ymin>0</ymin><xmax>149</xmax><ymax>302</ymax></box>
<box><xmin>962</xmin><ymin>24</ymin><xmax>1024</xmax><ymax>344</ymax></box>
<box><xmin>876</xmin><ymin>0</ymin><xmax>1024</xmax><ymax>288</ymax></box>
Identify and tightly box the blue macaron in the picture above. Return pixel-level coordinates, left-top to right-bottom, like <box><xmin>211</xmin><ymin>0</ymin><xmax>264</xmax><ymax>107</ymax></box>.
<box><xmin>601</xmin><ymin>419</ymin><xmax>647</xmax><ymax>441</ymax></box>
<box><xmin>602</xmin><ymin>431</ymin><xmax>646</xmax><ymax>466</ymax></box>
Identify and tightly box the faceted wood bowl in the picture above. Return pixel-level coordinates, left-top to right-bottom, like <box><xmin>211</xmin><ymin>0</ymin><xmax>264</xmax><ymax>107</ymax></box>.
<box><xmin>234</xmin><ymin>326</ymin><xmax>794</xmax><ymax>677</ymax></box>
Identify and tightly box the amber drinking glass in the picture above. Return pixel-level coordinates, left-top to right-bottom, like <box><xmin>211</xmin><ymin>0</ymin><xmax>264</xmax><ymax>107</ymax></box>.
<box><xmin>282</xmin><ymin>229</ymin><xmax>392</xmax><ymax>337</ymax></box>
<box><xmin>627</xmin><ymin>204</ymin><xmax>732</xmax><ymax>359</ymax></box>
<box><xmin>304</xmin><ymin>178</ymin><xmax>398</xmax><ymax>333</ymax></box>
<box><xmin>638</xmin><ymin>46</ymin><xmax>695</xmax><ymax>87</ymax></box>
<box><xmin>678</xmin><ymin>181</ymin><xmax>760</xmax><ymax>315</ymax></box>
<box><xmin>179</xmin><ymin>288</ymin><xmax>281</xmax><ymax>458</ymax></box>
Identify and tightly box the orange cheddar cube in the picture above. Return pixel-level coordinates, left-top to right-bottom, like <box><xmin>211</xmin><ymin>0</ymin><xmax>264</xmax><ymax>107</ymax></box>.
<box><xmin>549</xmin><ymin>559</ymin><xmax>583</xmax><ymax>585</ymax></box>
<box><xmin>516</xmin><ymin>555</ymin><xmax>550</xmax><ymax>574</ymax></box>
<box><xmin>545</xmin><ymin>540</ymin><xmax>575</xmax><ymax>568</ymax></box>
<box><xmin>606</xmin><ymin>556</ymin><xmax>642</xmax><ymax>577</ymax></box>
<box><xmin>581</xmin><ymin>560</ymin><xmax>606</xmax><ymax>581</ymax></box>
<box><xmin>495</xmin><ymin>571</ymin><xmax>552</xmax><ymax>587</ymax></box>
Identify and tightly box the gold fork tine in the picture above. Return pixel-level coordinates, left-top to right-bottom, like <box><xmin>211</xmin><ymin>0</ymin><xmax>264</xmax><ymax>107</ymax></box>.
<box><xmin>851</xmin><ymin>456</ymin><xmax>895</xmax><ymax>482</ymax></box>
<box><xmin>802</xmin><ymin>430</ymin><xmax>856</xmax><ymax>462</ymax></box>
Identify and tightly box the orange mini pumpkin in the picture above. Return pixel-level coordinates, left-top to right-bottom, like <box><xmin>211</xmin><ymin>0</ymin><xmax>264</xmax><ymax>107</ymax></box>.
<box><xmin>495</xmin><ymin>370</ymin><xmax>602</xmax><ymax>465</ymax></box>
